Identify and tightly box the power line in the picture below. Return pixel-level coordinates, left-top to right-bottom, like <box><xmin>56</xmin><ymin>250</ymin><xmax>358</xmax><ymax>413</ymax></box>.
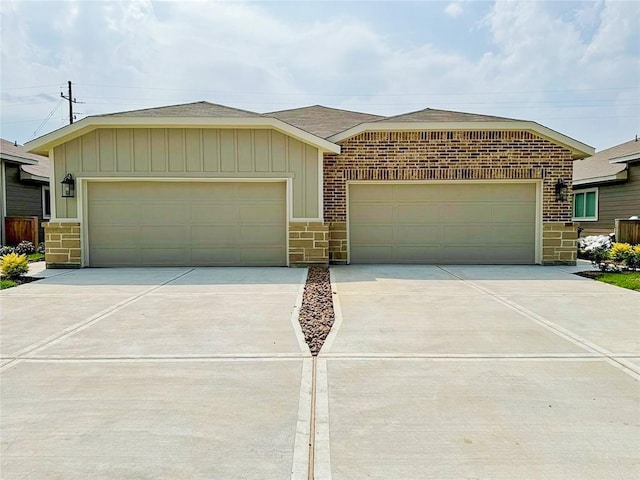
<box><xmin>75</xmin><ymin>83</ymin><xmax>639</xmax><ymax>97</ymax></box>
<box><xmin>30</xmin><ymin>100</ymin><xmax>63</xmax><ymax>139</ymax></box>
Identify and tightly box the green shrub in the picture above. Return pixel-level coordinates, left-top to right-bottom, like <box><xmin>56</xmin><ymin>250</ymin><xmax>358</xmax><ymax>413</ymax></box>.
<box><xmin>627</xmin><ymin>245</ymin><xmax>640</xmax><ymax>270</ymax></box>
<box><xmin>610</xmin><ymin>243</ymin><xmax>633</xmax><ymax>264</ymax></box>
<box><xmin>590</xmin><ymin>245</ymin><xmax>611</xmax><ymax>271</ymax></box>
<box><xmin>1</xmin><ymin>253</ymin><xmax>29</xmax><ymax>279</ymax></box>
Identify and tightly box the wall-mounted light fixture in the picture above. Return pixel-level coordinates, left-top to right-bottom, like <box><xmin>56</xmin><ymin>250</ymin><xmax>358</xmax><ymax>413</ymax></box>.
<box><xmin>60</xmin><ymin>173</ymin><xmax>75</xmax><ymax>198</ymax></box>
<box><xmin>555</xmin><ymin>178</ymin><xmax>568</xmax><ymax>202</ymax></box>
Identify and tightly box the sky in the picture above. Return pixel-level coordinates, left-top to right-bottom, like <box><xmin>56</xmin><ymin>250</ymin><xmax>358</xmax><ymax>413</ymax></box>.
<box><xmin>1</xmin><ymin>0</ymin><xmax>639</xmax><ymax>152</ymax></box>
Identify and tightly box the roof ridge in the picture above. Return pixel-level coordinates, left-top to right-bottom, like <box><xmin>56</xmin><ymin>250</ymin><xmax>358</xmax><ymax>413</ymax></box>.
<box><xmin>265</xmin><ymin>104</ymin><xmax>385</xmax><ymax>118</ymax></box>
<box><xmin>98</xmin><ymin>101</ymin><xmax>261</xmax><ymax>118</ymax></box>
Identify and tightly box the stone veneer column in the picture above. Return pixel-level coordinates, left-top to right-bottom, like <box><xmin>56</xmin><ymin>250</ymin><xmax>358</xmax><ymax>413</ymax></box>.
<box><xmin>43</xmin><ymin>222</ymin><xmax>82</xmax><ymax>268</ymax></box>
<box><xmin>542</xmin><ymin>222</ymin><xmax>578</xmax><ymax>265</ymax></box>
<box><xmin>288</xmin><ymin>222</ymin><xmax>329</xmax><ymax>266</ymax></box>
<box><xmin>328</xmin><ymin>222</ymin><xmax>348</xmax><ymax>263</ymax></box>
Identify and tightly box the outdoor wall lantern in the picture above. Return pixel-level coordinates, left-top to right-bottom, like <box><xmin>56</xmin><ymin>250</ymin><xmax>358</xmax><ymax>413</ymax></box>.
<box><xmin>555</xmin><ymin>178</ymin><xmax>568</xmax><ymax>202</ymax></box>
<box><xmin>60</xmin><ymin>173</ymin><xmax>75</xmax><ymax>198</ymax></box>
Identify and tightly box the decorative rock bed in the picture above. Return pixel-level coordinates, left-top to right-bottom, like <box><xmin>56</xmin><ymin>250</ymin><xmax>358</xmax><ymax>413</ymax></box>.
<box><xmin>298</xmin><ymin>267</ymin><xmax>335</xmax><ymax>355</ymax></box>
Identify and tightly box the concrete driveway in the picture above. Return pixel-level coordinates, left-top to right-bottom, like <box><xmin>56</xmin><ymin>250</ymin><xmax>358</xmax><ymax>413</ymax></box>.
<box><xmin>318</xmin><ymin>265</ymin><xmax>640</xmax><ymax>479</ymax></box>
<box><xmin>1</xmin><ymin>267</ymin><xmax>312</xmax><ymax>480</ymax></box>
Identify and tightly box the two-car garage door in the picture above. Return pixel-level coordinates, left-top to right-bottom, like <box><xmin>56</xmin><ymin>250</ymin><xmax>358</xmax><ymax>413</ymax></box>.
<box><xmin>349</xmin><ymin>183</ymin><xmax>537</xmax><ymax>264</ymax></box>
<box><xmin>87</xmin><ymin>182</ymin><xmax>286</xmax><ymax>267</ymax></box>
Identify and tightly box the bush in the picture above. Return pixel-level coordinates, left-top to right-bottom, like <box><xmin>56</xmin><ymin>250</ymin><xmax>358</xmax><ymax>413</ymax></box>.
<box><xmin>37</xmin><ymin>242</ymin><xmax>46</xmax><ymax>254</ymax></box>
<box><xmin>590</xmin><ymin>245</ymin><xmax>611</xmax><ymax>271</ymax></box>
<box><xmin>14</xmin><ymin>240</ymin><xmax>35</xmax><ymax>255</ymax></box>
<box><xmin>627</xmin><ymin>245</ymin><xmax>640</xmax><ymax>270</ymax></box>
<box><xmin>1</xmin><ymin>253</ymin><xmax>29</xmax><ymax>279</ymax></box>
<box><xmin>610</xmin><ymin>243</ymin><xmax>633</xmax><ymax>264</ymax></box>
<box><xmin>0</xmin><ymin>245</ymin><xmax>15</xmax><ymax>257</ymax></box>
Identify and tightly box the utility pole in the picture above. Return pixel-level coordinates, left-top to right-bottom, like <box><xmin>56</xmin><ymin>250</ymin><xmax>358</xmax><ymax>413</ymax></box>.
<box><xmin>60</xmin><ymin>80</ymin><xmax>79</xmax><ymax>124</ymax></box>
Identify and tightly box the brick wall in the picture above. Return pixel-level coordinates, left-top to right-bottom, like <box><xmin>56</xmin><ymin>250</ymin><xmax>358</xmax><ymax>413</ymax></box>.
<box><xmin>43</xmin><ymin>222</ymin><xmax>81</xmax><ymax>268</ymax></box>
<box><xmin>288</xmin><ymin>222</ymin><xmax>329</xmax><ymax>266</ymax></box>
<box><xmin>323</xmin><ymin>130</ymin><xmax>576</xmax><ymax>264</ymax></box>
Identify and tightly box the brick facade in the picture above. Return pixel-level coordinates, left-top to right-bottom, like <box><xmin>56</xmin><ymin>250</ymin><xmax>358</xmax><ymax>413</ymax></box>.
<box><xmin>323</xmin><ymin>130</ymin><xmax>577</xmax><ymax>264</ymax></box>
<box><xmin>43</xmin><ymin>222</ymin><xmax>81</xmax><ymax>268</ymax></box>
<box><xmin>288</xmin><ymin>221</ymin><xmax>329</xmax><ymax>266</ymax></box>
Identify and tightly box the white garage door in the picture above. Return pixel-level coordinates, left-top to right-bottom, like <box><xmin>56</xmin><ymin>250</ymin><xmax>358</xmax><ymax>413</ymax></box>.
<box><xmin>349</xmin><ymin>183</ymin><xmax>537</xmax><ymax>264</ymax></box>
<box><xmin>87</xmin><ymin>181</ymin><xmax>286</xmax><ymax>266</ymax></box>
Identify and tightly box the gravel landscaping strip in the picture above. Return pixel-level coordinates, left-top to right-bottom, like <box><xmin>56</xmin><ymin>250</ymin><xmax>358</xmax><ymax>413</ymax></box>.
<box><xmin>298</xmin><ymin>267</ymin><xmax>335</xmax><ymax>355</ymax></box>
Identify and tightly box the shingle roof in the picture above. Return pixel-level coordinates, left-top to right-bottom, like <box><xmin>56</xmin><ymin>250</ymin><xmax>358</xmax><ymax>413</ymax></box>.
<box><xmin>266</xmin><ymin>105</ymin><xmax>385</xmax><ymax>139</ymax></box>
<box><xmin>0</xmin><ymin>138</ymin><xmax>50</xmax><ymax>179</ymax></box>
<box><xmin>573</xmin><ymin>138</ymin><xmax>640</xmax><ymax>183</ymax></box>
<box><xmin>375</xmin><ymin>107</ymin><xmax>521</xmax><ymax>123</ymax></box>
<box><xmin>100</xmin><ymin>101</ymin><xmax>260</xmax><ymax>118</ymax></box>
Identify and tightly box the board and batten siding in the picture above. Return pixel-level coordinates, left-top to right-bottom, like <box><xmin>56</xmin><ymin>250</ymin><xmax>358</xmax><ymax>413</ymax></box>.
<box><xmin>576</xmin><ymin>163</ymin><xmax>640</xmax><ymax>234</ymax></box>
<box><xmin>53</xmin><ymin>128</ymin><xmax>320</xmax><ymax>220</ymax></box>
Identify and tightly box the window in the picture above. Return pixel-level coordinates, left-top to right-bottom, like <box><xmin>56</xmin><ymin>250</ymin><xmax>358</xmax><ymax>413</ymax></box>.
<box><xmin>42</xmin><ymin>186</ymin><xmax>51</xmax><ymax>219</ymax></box>
<box><xmin>573</xmin><ymin>188</ymin><xmax>598</xmax><ymax>221</ymax></box>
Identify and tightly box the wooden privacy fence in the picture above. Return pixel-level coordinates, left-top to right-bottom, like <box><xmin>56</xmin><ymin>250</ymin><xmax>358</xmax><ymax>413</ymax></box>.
<box><xmin>4</xmin><ymin>216</ymin><xmax>39</xmax><ymax>247</ymax></box>
<box><xmin>615</xmin><ymin>219</ymin><xmax>640</xmax><ymax>245</ymax></box>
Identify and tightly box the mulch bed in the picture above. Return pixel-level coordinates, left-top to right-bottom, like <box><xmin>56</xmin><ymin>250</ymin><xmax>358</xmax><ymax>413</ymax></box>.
<box><xmin>298</xmin><ymin>266</ymin><xmax>335</xmax><ymax>355</ymax></box>
<box><xmin>1</xmin><ymin>276</ymin><xmax>40</xmax><ymax>288</ymax></box>
<box><xmin>574</xmin><ymin>270</ymin><xmax>605</xmax><ymax>280</ymax></box>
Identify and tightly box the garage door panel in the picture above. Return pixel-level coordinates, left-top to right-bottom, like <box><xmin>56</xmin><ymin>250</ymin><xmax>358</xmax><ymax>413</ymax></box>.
<box><xmin>350</xmin><ymin>184</ymin><xmax>393</xmax><ymax>202</ymax></box>
<box><xmin>141</xmin><ymin>204</ymin><xmax>188</xmax><ymax>223</ymax></box>
<box><xmin>191</xmin><ymin>226</ymin><xmax>238</xmax><ymax>245</ymax></box>
<box><xmin>191</xmin><ymin>248</ymin><xmax>241</xmax><ymax>265</ymax></box>
<box><xmin>88</xmin><ymin>182</ymin><xmax>286</xmax><ymax>266</ymax></box>
<box><xmin>442</xmin><ymin>224</ymin><xmax>494</xmax><ymax>244</ymax></box>
<box><xmin>191</xmin><ymin>205</ymin><xmax>239</xmax><ymax>223</ymax></box>
<box><xmin>394</xmin><ymin>246</ymin><xmax>443</xmax><ymax>263</ymax></box>
<box><xmin>396</xmin><ymin>225</ymin><xmax>443</xmax><ymax>244</ymax></box>
<box><xmin>490</xmin><ymin>203</ymin><xmax>536</xmax><ymax>223</ymax></box>
<box><xmin>90</xmin><ymin>248</ymin><xmax>141</xmax><ymax>266</ymax></box>
<box><xmin>350</xmin><ymin>245</ymin><xmax>394</xmax><ymax>263</ymax></box>
<box><xmin>350</xmin><ymin>205</ymin><xmax>393</xmax><ymax>223</ymax></box>
<box><xmin>240</xmin><ymin>247</ymin><xmax>287</xmax><ymax>265</ymax></box>
<box><xmin>139</xmin><ymin>226</ymin><xmax>186</xmax><ymax>246</ymax></box>
<box><xmin>490</xmin><ymin>224</ymin><xmax>535</xmax><ymax>244</ymax></box>
<box><xmin>441</xmin><ymin>203</ymin><xmax>493</xmax><ymax>223</ymax></box>
<box><xmin>349</xmin><ymin>183</ymin><xmax>536</xmax><ymax>264</ymax></box>
<box><xmin>393</xmin><ymin>184</ymin><xmax>443</xmax><ymax>202</ymax></box>
<box><xmin>237</xmin><ymin>182</ymin><xmax>285</xmax><ymax>200</ymax></box>
<box><xmin>350</xmin><ymin>225</ymin><xmax>393</xmax><ymax>244</ymax></box>
<box><xmin>142</xmin><ymin>248</ymin><xmax>188</xmax><ymax>266</ymax></box>
<box><xmin>239</xmin><ymin>204</ymin><xmax>284</xmax><ymax>223</ymax></box>
<box><xmin>396</xmin><ymin>205</ymin><xmax>442</xmax><ymax>223</ymax></box>
<box><xmin>90</xmin><ymin>204</ymin><xmax>141</xmax><ymax>225</ymax></box>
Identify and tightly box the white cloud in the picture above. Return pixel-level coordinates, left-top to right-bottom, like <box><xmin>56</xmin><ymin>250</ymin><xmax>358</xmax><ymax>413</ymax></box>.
<box><xmin>444</xmin><ymin>2</ymin><xmax>464</xmax><ymax>18</ymax></box>
<box><xmin>0</xmin><ymin>0</ymin><xmax>638</xmax><ymax>149</ymax></box>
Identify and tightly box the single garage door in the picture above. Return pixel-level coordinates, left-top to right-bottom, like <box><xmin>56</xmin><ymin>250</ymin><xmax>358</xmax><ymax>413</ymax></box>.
<box><xmin>87</xmin><ymin>181</ymin><xmax>286</xmax><ymax>266</ymax></box>
<box><xmin>349</xmin><ymin>183</ymin><xmax>537</xmax><ymax>264</ymax></box>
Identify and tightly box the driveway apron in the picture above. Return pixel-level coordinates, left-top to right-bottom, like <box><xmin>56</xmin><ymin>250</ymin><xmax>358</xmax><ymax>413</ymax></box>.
<box><xmin>1</xmin><ymin>267</ymin><xmax>312</xmax><ymax>480</ymax></box>
<box><xmin>317</xmin><ymin>265</ymin><xmax>640</xmax><ymax>480</ymax></box>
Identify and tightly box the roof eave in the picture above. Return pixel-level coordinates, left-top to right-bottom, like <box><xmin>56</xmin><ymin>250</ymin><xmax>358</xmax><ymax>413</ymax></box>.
<box><xmin>0</xmin><ymin>152</ymin><xmax>39</xmax><ymax>165</ymax></box>
<box><xmin>610</xmin><ymin>152</ymin><xmax>640</xmax><ymax>164</ymax></box>
<box><xmin>573</xmin><ymin>170</ymin><xmax>628</xmax><ymax>187</ymax></box>
<box><xmin>327</xmin><ymin>121</ymin><xmax>594</xmax><ymax>158</ymax></box>
<box><xmin>26</xmin><ymin>116</ymin><xmax>341</xmax><ymax>155</ymax></box>
<box><xmin>19</xmin><ymin>167</ymin><xmax>49</xmax><ymax>183</ymax></box>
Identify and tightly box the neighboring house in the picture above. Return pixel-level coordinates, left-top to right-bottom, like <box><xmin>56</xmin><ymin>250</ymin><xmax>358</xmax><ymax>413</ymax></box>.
<box><xmin>0</xmin><ymin>138</ymin><xmax>51</xmax><ymax>245</ymax></box>
<box><xmin>25</xmin><ymin>101</ymin><xmax>593</xmax><ymax>268</ymax></box>
<box><xmin>572</xmin><ymin>138</ymin><xmax>640</xmax><ymax>236</ymax></box>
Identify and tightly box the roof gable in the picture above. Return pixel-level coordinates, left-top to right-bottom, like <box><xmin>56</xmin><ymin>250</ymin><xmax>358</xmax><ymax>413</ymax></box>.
<box><xmin>375</xmin><ymin>107</ymin><xmax>520</xmax><ymax>123</ymax></box>
<box><xmin>266</xmin><ymin>105</ymin><xmax>384</xmax><ymax>139</ymax></box>
<box><xmin>100</xmin><ymin>101</ymin><xmax>260</xmax><ymax>118</ymax></box>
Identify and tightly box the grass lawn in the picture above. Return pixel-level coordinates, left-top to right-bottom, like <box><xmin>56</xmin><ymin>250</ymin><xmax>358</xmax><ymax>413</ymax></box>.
<box><xmin>1</xmin><ymin>279</ymin><xmax>17</xmax><ymax>289</ymax></box>
<box><xmin>596</xmin><ymin>272</ymin><xmax>640</xmax><ymax>291</ymax></box>
<box><xmin>27</xmin><ymin>253</ymin><xmax>45</xmax><ymax>262</ymax></box>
